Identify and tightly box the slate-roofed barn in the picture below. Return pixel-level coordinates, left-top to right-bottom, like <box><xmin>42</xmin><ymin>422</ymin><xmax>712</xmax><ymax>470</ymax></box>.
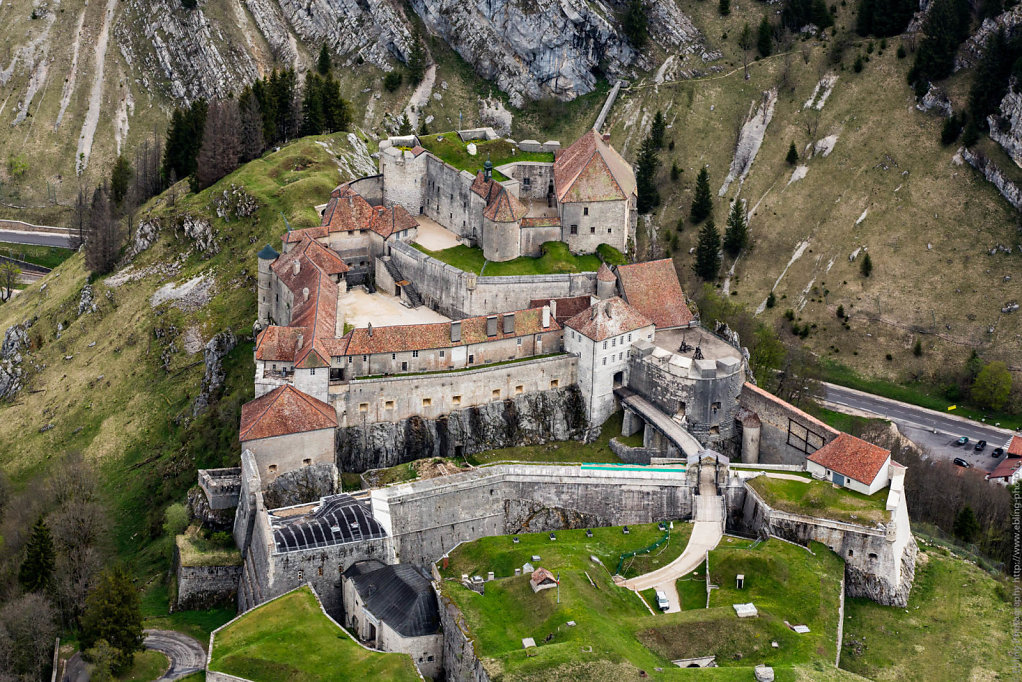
<box><xmin>341</xmin><ymin>561</ymin><xmax>443</xmax><ymax>678</ymax></box>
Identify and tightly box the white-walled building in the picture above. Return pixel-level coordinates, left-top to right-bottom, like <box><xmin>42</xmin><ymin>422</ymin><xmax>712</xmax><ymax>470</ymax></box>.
<box><xmin>563</xmin><ymin>297</ymin><xmax>655</xmax><ymax>427</ymax></box>
<box><xmin>806</xmin><ymin>433</ymin><xmax>892</xmax><ymax>495</ymax></box>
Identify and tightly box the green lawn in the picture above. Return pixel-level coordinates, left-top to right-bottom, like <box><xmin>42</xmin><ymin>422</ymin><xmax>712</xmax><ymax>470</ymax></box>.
<box><xmin>676</xmin><ymin>568</ymin><xmax>707</xmax><ymax>610</ymax></box>
<box><xmin>747</xmin><ymin>475</ymin><xmax>890</xmax><ymax>526</ymax></box>
<box><xmin>840</xmin><ymin>542</ymin><xmax>1014</xmax><ymax>680</ymax></box>
<box><xmin>209</xmin><ymin>586</ymin><xmax>420</xmax><ymax>681</ymax></box>
<box><xmin>141</xmin><ymin>582</ymin><xmax>235</xmax><ymax>646</ymax></box>
<box><xmin>638</xmin><ymin>539</ymin><xmax>844</xmax><ymax>671</ymax></box>
<box><xmin>468</xmin><ymin>410</ymin><xmax>627</xmax><ymax>465</ymax></box>
<box><xmin>117</xmin><ymin>650</ymin><xmax>169</xmax><ymax>681</ymax></box>
<box><xmin>0</xmin><ymin>242</ymin><xmax>75</xmax><ymax>269</ymax></box>
<box><xmin>417</xmin><ymin>133</ymin><xmax>555</xmax><ymax>176</ymax></box>
<box><xmin>177</xmin><ymin>525</ymin><xmax>242</xmax><ymax>567</ymax></box>
<box><xmin>412</xmin><ymin>240</ymin><xmax>614</xmax><ymax>276</ymax></box>
<box><xmin>441</xmin><ymin>533</ymin><xmax>847</xmax><ymax>680</ymax></box>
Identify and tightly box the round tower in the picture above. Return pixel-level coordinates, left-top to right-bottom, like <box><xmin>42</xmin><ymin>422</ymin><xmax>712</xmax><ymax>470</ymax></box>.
<box><xmin>596</xmin><ymin>262</ymin><xmax>617</xmax><ymax>299</ymax></box>
<box><xmin>256</xmin><ymin>244</ymin><xmax>279</xmax><ymax>327</ymax></box>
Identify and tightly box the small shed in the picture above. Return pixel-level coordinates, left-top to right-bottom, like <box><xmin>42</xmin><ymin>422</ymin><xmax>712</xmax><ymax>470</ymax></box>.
<box><xmin>530</xmin><ymin>567</ymin><xmax>558</xmax><ymax>593</ymax></box>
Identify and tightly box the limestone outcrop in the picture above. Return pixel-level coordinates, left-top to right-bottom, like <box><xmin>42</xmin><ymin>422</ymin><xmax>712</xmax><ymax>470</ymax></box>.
<box><xmin>961</xmin><ymin>146</ymin><xmax>1022</xmax><ymax>210</ymax></box>
<box><xmin>0</xmin><ymin>320</ymin><xmax>31</xmax><ymax>401</ymax></box>
<box><xmin>989</xmin><ymin>87</ymin><xmax>1022</xmax><ymax>168</ymax></box>
<box><xmin>192</xmin><ymin>330</ymin><xmax>237</xmax><ymax>416</ymax></box>
<box><xmin>335</xmin><ymin>386</ymin><xmax>588</xmax><ymax>471</ymax></box>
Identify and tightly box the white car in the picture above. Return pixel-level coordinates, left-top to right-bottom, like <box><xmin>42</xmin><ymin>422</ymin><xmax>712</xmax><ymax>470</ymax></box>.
<box><xmin>655</xmin><ymin>589</ymin><xmax>670</xmax><ymax>611</ymax></box>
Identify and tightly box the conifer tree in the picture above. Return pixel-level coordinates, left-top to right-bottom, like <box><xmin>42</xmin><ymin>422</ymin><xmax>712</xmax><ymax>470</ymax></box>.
<box><xmin>953</xmin><ymin>506</ymin><xmax>979</xmax><ymax>542</ymax></box>
<box><xmin>758</xmin><ymin>17</ymin><xmax>774</xmax><ymax>57</ymax></box>
<box><xmin>909</xmin><ymin>0</ymin><xmax>972</xmax><ymax>86</ymax></box>
<box><xmin>109</xmin><ymin>155</ymin><xmax>131</xmax><ymax>206</ymax></box>
<box><xmin>317</xmin><ymin>44</ymin><xmax>331</xmax><ymax>76</ymax></box>
<box><xmin>860</xmin><ymin>251</ymin><xmax>873</xmax><ymax>277</ymax></box>
<box><xmin>398</xmin><ymin>113</ymin><xmax>413</xmax><ymax>136</ymax></box>
<box><xmin>635</xmin><ymin>136</ymin><xmax>661</xmax><ymax>213</ymax></box>
<box><xmin>623</xmin><ymin>0</ymin><xmax>648</xmax><ymax>49</ymax></box>
<box><xmin>719</xmin><ymin>0</ymin><xmax>731</xmax><ymax>16</ymax></box>
<box><xmin>739</xmin><ymin>23</ymin><xmax>754</xmax><ymax>79</ymax></box>
<box><xmin>407</xmin><ymin>33</ymin><xmax>428</xmax><ymax>85</ymax></box>
<box><xmin>300</xmin><ymin>73</ymin><xmax>326</xmax><ymax>138</ymax></box>
<box><xmin>723</xmin><ymin>199</ymin><xmax>748</xmax><ymax>257</ymax></box>
<box><xmin>690</xmin><ymin>166</ymin><xmax>713</xmax><ymax>223</ymax></box>
<box><xmin>319</xmin><ymin>76</ymin><xmax>351</xmax><ymax>133</ymax></box>
<box><xmin>786</xmin><ymin>141</ymin><xmax>799</xmax><ymax>165</ymax></box>
<box><xmin>80</xmin><ymin>566</ymin><xmax>144</xmax><ymax>675</ymax></box>
<box><xmin>650</xmin><ymin>111</ymin><xmax>667</xmax><ymax>149</ymax></box>
<box><xmin>18</xmin><ymin>517</ymin><xmax>55</xmax><ymax>592</ymax></box>
<box><xmin>694</xmin><ymin>219</ymin><xmax>721</xmax><ymax>280</ymax></box>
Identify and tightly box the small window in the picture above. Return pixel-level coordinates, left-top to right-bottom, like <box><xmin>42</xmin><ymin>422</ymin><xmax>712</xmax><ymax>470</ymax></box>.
<box><xmin>583</xmin><ymin>207</ymin><xmax>589</xmax><ymax>216</ymax></box>
<box><xmin>298</xmin><ymin>569</ymin><xmax>304</xmax><ymax>580</ymax></box>
<box><xmin>848</xmin><ymin>550</ymin><xmax>854</xmax><ymax>557</ymax></box>
<box><xmin>612</xmin><ymin>338</ymin><xmax>616</xmax><ymax>347</ymax></box>
<box><xmin>318</xmin><ymin>566</ymin><xmax>323</xmax><ymax>576</ymax></box>
<box><xmin>570</xmin><ymin>224</ymin><xmax>578</xmax><ymax>235</ymax></box>
<box><xmin>440</xmin><ymin>350</ymin><xmax>445</xmax><ymax>357</ymax></box>
<box><xmin>590</xmin><ymin>226</ymin><xmax>595</xmax><ymax>234</ymax></box>
<box><xmin>272</xmin><ymin>363</ymin><xmax>277</xmax><ymax>370</ymax></box>
<box><xmin>515</xmin><ymin>385</ymin><xmax>523</xmax><ymax>395</ymax></box>
<box><xmin>303</xmin><ymin>458</ymin><xmax>311</xmax><ymax>466</ymax></box>
<box><xmin>268</xmin><ymin>464</ymin><xmax>278</xmax><ymax>473</ymax></box>
<box><xmin>869</xmin><ymin>553</ymin><xmax>878</xmax><ymax>560</ymax></box>
<box><xmin>492</xmin><ymin>389</ymin><xmax>501</xmax><ymax>399</ymax></box>
<box><xmin>603</xmin><ymin>340</ymin><xmax>607</xmax><ymax>350</ymax></box>
<box><xmin>453</xmin><ymin>395</ymin><xmax>462</xmax><ymax>405</ymax></box>
<box><xmin>712</xmin><ymin>401</ymin><xmax>721</xmax><ymax>412</ymax></box>
<box><xmin>359</xmin><ymin>402</ymin><xmax>368</xmax><ymax>412</ymax></box>
<box><xmin>310</xmin><ymin>368</ymin><xmax>316</xmax><ymax>376</ymax></box>
<box><xmin>385</xmin><ymin>400</ymin><xmax>395</xmax><ymax>409</ymax></box>
<box><xmin>469</xmin><ymin>354</ymin><xmax>474</xmax><ymax>364</ymax></box>
<box><xmin>362</xmin><ymin>355</ymin><xmax>368</xmax><ymax>362</ymax></box>
<box><xmin>422</xmin><ymin>398</ymin><xmax>432</xmax><ymax>407</ymax></box>
<box><xmin>550</xmin><ymin>379</ymin><xmax>559</xmax><ymax>388</ymax></box>
<box><xmin>412</xmin><ymin>350</ymin><xmax>419</xmax><ymax>358</ymax></box>
<box><xmin>602</xmin><ymin>358</ymin><xmax>606</xmax><ymax>366</ymax></box>
<box><xmin>392</xmin><ymin>353</ymin><xmax>396</xmax><ymax>360</ymax></box>
<box><xmin>628</xmin><ymin>333</ymin><xmax>632</xmax><ymax>342</ymax></box>
<box><xmin>607</xmin><ymin>228</ymin><xmax>612</xmax><ymax>234</ymax></box>
<box><xmin>517</xmin><ymin>338</ymin><xmax>523</xmax><ymax>346</ymax></box>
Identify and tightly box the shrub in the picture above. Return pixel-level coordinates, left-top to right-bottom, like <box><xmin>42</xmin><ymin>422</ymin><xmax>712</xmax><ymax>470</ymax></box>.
<box><xmin>836</xmin><ymin>304</ymin><xmax>845</xmax><ymax>319</ymax></box>
<box><xmin>766</xmin><ymin>291</ymin><xmax>776</xmax><ymax>308</ymax></box>
<box><xmin>383</xmin><ymin>71</ymin><xmax>402</xmax><ymax>92</ymax></box>
<box><xmin>854</xmin><ymin>55</ymin><xmax>865</xmax><ymax>72</ymax></box>
<box><xmin>897</xmin><ymin>45</ymin><xmax>907</xmax><ymax>58</ymax></box>
<box><xmin>784</xmin><ymin>308</ymin><xmax>796</xmax><ymax>321</ymax></box>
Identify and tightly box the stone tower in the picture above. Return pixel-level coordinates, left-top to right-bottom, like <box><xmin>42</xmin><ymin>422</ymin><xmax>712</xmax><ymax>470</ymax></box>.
<box><xmin>256</xmin><ymin>244</ymin><xmax>279</xmax><ymax>328</ymax></box>
<box><xmin>596</xmin><ymin>262</ymin><xmax>617</xmax><ymax>299</ymax></box>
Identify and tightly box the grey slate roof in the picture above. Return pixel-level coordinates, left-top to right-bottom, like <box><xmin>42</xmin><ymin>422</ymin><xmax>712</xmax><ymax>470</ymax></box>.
<box><xmin>350</xmin><ymin>564</ymin><xmax>440</xmax><ymax>638</ymax></box>
<box><xmin>258</xmin><ymin>244</ymin><xmax>280</xmax><ymax>260</ymax></box>
<box><xmin>270</xmin><ymin>494</ymin><xmax>387</xmax><ymax>553</ymax></box>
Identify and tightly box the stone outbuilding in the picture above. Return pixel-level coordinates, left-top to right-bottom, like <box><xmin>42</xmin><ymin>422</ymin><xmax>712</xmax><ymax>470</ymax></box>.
<box><xmin>529</xmin><ymin>567</ymin><xmax>558</xmax><ymax>593</ymax></box>
<box><xmin>341</xmin><ymin>561</ymin><xmax>443</xmax><ymax>679</ymax></box>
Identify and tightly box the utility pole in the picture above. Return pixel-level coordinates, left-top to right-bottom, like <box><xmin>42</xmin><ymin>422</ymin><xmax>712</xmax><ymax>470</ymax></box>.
<box><xmin>556</xmin><ymin>572</ymin><xmax>560</xmax><ymax>604</ymax></box>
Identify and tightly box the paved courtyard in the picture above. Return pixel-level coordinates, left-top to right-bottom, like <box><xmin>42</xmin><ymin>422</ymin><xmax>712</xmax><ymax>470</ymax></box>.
<box><xmin>341</xmin><ymin>287</ymin><xmax>449</xmax><ymax>328</ymax></box>
<box><xmin>413</xmin><ymin>216</ymin><xmax>462</xmax><ymax>251</ymax></box>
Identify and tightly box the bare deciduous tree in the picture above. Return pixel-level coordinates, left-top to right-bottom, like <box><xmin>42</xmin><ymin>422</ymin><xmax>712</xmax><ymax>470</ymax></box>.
<box><xmin>0</xmin><ymin>593</ymin><xmax>59</xmax><ymax>679</ymax></box>
<box><xmin>84</xmin><ymin>185</ymin><xmax>120</xmax><ymax>275</ymax></box>
<box><xmin>196</xmin><ymin>100</ymin><xmax>242</xmax><ymax>190</ymax></box>
<box><xmin>0</xmin><ymin>261</ymin><xmax>20</xmax><ymax>302</ymax></box>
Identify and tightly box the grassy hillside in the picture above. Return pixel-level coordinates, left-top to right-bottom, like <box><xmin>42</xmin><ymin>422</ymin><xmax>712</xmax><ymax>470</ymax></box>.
<box><xmin>0</xmin><ymin>132</ymin><xmax>372</xmax><ymax>575</ymax></box>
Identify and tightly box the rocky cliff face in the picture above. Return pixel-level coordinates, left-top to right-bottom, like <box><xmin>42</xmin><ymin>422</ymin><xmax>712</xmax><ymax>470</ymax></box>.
<box><xmin>335</xmin><ymin>386</ymin><xmax>588</xmax><ymax>471</ymax></box>
<box><xmin>411</xmin><ymin>0</ymin><xmax>706</xmax><ymax>106</ymax></box>
<box><xmin>989</xmin><ymin>88</ymin><xmax>1022</xmax><ymax>168</ymax></box>
<box><xmin>960</xmin><ymin>146</ymin><xmax>1022</xmax><ymax>210</ymax></box>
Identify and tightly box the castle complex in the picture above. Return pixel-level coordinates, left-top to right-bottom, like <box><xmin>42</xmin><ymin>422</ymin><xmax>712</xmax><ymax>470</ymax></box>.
<box><xmin>192</xmin><ymin>129</ymin><xmax>918</xmax><ymax>681</ymax></box>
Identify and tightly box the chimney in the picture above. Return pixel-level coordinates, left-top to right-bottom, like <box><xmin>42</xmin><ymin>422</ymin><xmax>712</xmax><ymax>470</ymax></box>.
<box><xmin>302</xmin><ymin>287</ymin><xmax>310</xmax><ymax>302</ymax></box>
<box><xmin>367</xmin><ymin>322</ymin><xmax>373</xmax><ymax>338</ymax></box>
<box><xmin>296</xmin><ymin>332</ymin><xmax>304</xmax><ymax>348</ymax></box>
<box><xmin>542</xmin><ymin>305</ymin><xmax>551</xmax><ymax>328</ymax></box>
<box><xmin>486</xmin><ymin>315</ymin><xmax>498</xmax><ymax>337</ymax></box>
<box><xmin>293</xmin><ymin>259</ymin><xmax>301</xmax><ymax>276</ymax></box>
<box><xmin>450</xmin><ymin>321</ymin><xmax>461</xmax><ymax>343</ymax></box>
<box><xmin>549</xmin><ymin>299</ymin><xmax>557</xmax><ymax>321</ymax></box>
<box><xmin>503</xmin><ymin>313</ymin><xmax>514</xmax><ymax>334</ymax></box>
<box><xmin>602</xmin><ymin>133</ymin><xmax>611</xmax><ymax>142</ymax></box>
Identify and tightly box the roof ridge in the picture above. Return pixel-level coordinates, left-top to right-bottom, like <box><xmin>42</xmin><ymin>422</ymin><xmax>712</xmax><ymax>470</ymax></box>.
<box><xmin>240</xmin><ymin>385</ymin><xmax>287</xmax><ymax>441</ymax></box>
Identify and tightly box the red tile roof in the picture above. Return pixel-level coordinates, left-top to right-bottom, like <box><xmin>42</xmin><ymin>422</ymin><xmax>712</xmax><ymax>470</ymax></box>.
<box><xmin>239</xmin><ymin>385</ymin><xmax>336</xmax><ymax>442</ymax></box>
<box><xmin>286</xmin><ymin>183</ymin><xmax>417</xmax><ymax>243</ymax></box>
<box><xmin>1008</xmin><ymin>435</ymin><xmax>1022</xmax><ymax>457</ymax></box>
<box><xmin>563</xmin><ymin>297</ymin><xmax>654</xmax><ymax>342</ymax></box>
<box><xmin>989</xmin><ymin>456</ymin><xmax>1022</xmax><ymax>480</ymax></box>
<box><xmin>553</xmin><ymin>129</ymin><xmax>635</xmax><ymax>203</ymax></box>
<box><xmin>521</xmin><ymin>216</ymin><xmax>560</xmax><ymax>228</ymax></box>
<box><xmin>483</xmin><ymin>187</ymin><xmax>526</xmax><ymax>222</ymax></box>
<box><xmin>597</xmin><ymin>262</ymin><xmax>616</xmax><ymax>282</ymax></box>
<box><xmin>807</xmin><ymin>433</ymin><xmax>891</xmax><ymax>485</ymax></box>
<box><xmin>255</xmin><ymin>326</ymin><xmax>306</xmax><ymax>362</ymax></box>
<box><xmin>616</xmin><ymin>259</ymin><xmax>694</xmax><ymax>329</ymax></box>
<box><xmin>335</xmin><ymin>307</ymin><xmax>558</xmax><ymax>356</ymax></box>
<box><xmin>266</xmin><ymin>236</ymin><xmax>338</xmax><ymax>368</ymax></box>
<box><xmin>530</xmin><ymin>296</ymin><xmax>593</xmax><ymax>324</ymax></box>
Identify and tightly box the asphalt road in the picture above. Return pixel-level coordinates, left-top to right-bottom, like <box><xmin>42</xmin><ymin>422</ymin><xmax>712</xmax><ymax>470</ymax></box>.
<box><xmin>143</xmin><ymin>629</ymin><xmax>206</xmax><ymax>681</ymax></box>
<box><xmin>822</xmin><ymin>382</ymin><xmax>1017</xmax><ymax>474</ymax></box>
<box><xmin>0</xmin><ymin>229</ymin><xmax>74</xmax><ymax>248</ymax></box>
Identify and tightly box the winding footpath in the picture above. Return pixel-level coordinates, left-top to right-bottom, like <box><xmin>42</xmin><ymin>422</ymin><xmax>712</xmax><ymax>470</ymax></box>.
<box><xmin>143</xmin><ymin>629</ymin><xmax>206</xmax><ymax>681</ymax></box>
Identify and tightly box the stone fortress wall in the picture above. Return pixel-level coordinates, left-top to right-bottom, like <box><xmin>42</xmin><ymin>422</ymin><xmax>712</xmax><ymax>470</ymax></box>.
<box><xmin>385</xmin><ymin>239</ymin><xmax>597</xmax><ymax>319</ymax></box>
<box><xmin>737</xmin><ymin>382</ymin><xmax>840</xmax><ymax>465</ymax></box>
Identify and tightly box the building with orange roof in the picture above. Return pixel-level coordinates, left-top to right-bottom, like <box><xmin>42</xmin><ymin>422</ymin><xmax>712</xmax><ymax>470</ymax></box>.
<box><xmin>239</xmin><ymin>384</ymin><xmax>338</xmax><ymax>481</ymax></box>
<box><xmin>377</xmin><ymin>128</ymin><xmax>635</xmax><ymax>262</ymax></box>
<box><xmin>806</xmin><ymin>432</ymin><xmax>893</xmax><ymax>495</ymax></box>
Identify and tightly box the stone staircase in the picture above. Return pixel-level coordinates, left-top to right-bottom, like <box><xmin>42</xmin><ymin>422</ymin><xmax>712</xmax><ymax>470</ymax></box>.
<box><xmin>384</xmin><ymin>259</ymin><xmax>423</xmax><ymax>307</ymax></box>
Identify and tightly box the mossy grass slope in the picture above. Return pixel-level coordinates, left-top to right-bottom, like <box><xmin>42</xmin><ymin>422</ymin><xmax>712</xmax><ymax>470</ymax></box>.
<box><xmin>209</xmin><ymin>586</ymin><xmax>420</xmax><ymax>681</ymax></box>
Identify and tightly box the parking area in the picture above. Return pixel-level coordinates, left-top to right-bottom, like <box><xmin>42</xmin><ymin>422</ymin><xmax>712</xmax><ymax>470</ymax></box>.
<box><xmin>899</xmin><ymin>424</ymin><xmax>1014</xmax><ymax>474</ymax></box>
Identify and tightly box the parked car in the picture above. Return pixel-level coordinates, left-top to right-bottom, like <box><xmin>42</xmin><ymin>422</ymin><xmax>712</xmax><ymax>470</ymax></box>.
<box><xmin>954</xmin><ymin>458</ymin><xmax>971</xmax><ymax>468</ymax></box>
<box><xmin>974</xmin><ymin>440</ymin><xmax>987</xmax><ymax>452</ymax></box>
<box><xmin>955</xmin><ymin>436</ymin><xmax>969</xmax><ymax>446</ymax></box>
<box><xmin>655</xmin><ymin>589</ymin><xmax>670</xmax><ymax>612</ymax></box>
<box><xmin>992</xmin><ymin>447</ymin><xmax>1005</xmax><ymax>457</ymax></box>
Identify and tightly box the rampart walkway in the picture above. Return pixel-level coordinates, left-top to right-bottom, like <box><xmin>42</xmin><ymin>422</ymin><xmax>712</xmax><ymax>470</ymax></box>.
<box><xmin>618</xmin><ymin>472</ymin><xmax>723</xmax><ymax>612</ymax></box>
<box><xmin>616</xmin><ymin>388</ymin><xmax>703</xmax><ymax>457</ymax></box>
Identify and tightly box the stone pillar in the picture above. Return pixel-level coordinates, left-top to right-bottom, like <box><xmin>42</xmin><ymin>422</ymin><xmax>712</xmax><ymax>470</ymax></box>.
<box><xmin>621</xmin><ymin>408</ymin><xmax>642</xmax><ymax>437</ymax></box>
<box><xmin>740</xmin><ymin>413</ymin><xmax>761</xmax><ymax>464</ymax></box>
<box><xmin>256</xmin><ymin>245</ymin><xmax>279</xmax><ymax>327</ymax></box>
